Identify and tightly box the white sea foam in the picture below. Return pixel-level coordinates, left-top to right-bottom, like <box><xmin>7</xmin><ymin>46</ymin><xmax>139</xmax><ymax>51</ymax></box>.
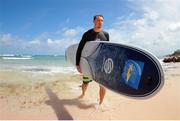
<box><xmin>19</xmin><ymin>65</ymin><xmax>78</xmax><ymax>75</ymax></box>
<box><xmin>158</xmin><ymin>59</ymin><xmax>180</xmax><ymax>72</ymax></box>
<box><xmin>1</xmin><ymin>54</ymin><xmax>15</xmax><ymax>57</ymax></box>
<box><xmin>2</xmin><ymin>57</ymin><xmax>32</xmax><ymax>60</ymax></box>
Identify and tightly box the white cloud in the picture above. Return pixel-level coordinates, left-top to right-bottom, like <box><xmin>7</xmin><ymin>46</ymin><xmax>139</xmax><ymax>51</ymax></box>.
<box><xmin>47</xmin><ymin>27</ymin><xmax>84</xmax><ymax>49</ymax></box>
<box><xmin>168</xmin><ymin>22</ymin><xmax>180</xmax><ymax>32</ymax></box>
<box><xmin>108</xmin><ymin>0</ymin><xmax>180</xmax><ymax>56</ymax></box>
<box><xmin>0</xmin><ymin>33</ymin><xmax>13</xmax><ymax>44</ymax></box>
<box><xmin>44</xmin><ymin>27</ymin><xmax>84</xmax><ymax>54</ymax></box>
<box><xmin>23</xmin><ymin>32</ymin><xmax>49</xmax><ymax>49</ymax></box>
<box><xmin>34</xmin><ymin>32</ymin><xmax>49</xmax><ymax>41</ymax></box>
<box><xmin>47</xmin><ymin>38</ymin><xmax>53</xmax><ymax>44</ymax></box>
<box><xmin>63</xmin><ymin>27</ymin><xmax>84</xmax><ymax>37</ymax></box>
<box><xmin>0</xmin><ymin>33</ymin><xmax>23</xmax><ymax>45</ymax></box>
<box><xmin>64</xmin><ymin>29</ymin><xmax>77</xmax><ymax>37</ymax></box>
<box><xmin>28</xmin><ymin>39</ymin><xmax>41</xmax><ymax>45</ymax></box>
<box><xmin>47</xmin><ymin>38</ymin><xmax>77</xmax><ymax>48</ymax></box>
<box><xmin>0</xmin><ymin>27</ymin><xmax>83</xmax><ymax>54</ymax></box>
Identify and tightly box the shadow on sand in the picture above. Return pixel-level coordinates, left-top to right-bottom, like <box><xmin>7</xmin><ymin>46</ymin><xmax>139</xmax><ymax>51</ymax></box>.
<box><xmin>45</xmin><ymin>87</ymin><xmax>96</xmax><ymax>120</ymax></box>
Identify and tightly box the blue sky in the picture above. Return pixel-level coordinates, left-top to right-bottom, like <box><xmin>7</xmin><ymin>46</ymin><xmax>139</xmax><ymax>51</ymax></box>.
<box><xmin>0</xmin><ymin>0</ymin><xmax>133</xmax><ymax>37</ymax></box>
<box><xmin>0</xmin><ymin>0</ymin><xmax>180</xmax><ymax>56</ymax></box>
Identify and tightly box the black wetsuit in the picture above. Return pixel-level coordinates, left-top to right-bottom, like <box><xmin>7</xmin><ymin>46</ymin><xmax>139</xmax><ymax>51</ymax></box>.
<box><xmin>76</xmin><ymin>29</ymin><xmax>109</xmax><ymax>66</ymax></box>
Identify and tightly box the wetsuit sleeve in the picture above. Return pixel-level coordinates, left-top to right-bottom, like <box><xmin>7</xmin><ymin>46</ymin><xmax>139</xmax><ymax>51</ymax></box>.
<box><xmin>105</xmin><ymin>32</ymin><xmax>110</xmax><ymax>41</ymax></box>
<box><xmin>76</xmin><ymin>33</ymin><xmax>88</xmax><ymax>66</ymax></box>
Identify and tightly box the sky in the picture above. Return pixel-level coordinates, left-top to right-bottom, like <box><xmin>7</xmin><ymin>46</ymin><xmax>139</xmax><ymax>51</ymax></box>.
<box><xmin>0</xmin><ymin>0</ymin><xmax>180</xmax><ymax>56</ymax></box>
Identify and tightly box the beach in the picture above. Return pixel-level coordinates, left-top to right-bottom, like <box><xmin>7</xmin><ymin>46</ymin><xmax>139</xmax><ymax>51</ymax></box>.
<box><xmin>0</xmin><ymin>55</ymin><xmax>179</xmax><ymax>120</ymax></box>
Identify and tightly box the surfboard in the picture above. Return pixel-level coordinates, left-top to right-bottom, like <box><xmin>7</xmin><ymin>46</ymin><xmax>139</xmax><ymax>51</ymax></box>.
<box><xmin>65</xmin><ymin>41</ymin><xmax>164</xmax><ymax>98</ymax></box>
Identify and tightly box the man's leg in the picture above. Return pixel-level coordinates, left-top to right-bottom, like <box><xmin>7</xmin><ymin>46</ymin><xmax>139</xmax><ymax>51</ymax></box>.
<box><xmin>79</xmin><ymin>83</ymin><xmax>88</xmax><ymax>98</ymax></box>
<box><xmin>99</xmin><ymin>85</ymin><xmax>106</xmax><ymax>105</ymax></box>
<box><xmin>79</xmin><ymin>75</ymin><xmax>92</xmax><ymax>99</ymax></box>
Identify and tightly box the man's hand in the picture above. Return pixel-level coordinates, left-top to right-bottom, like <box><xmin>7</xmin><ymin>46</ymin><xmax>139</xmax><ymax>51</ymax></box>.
<box><xmin>76</xmin><ymin>65</ymin><xmax>82</xmax><ymax>73</ymax></box>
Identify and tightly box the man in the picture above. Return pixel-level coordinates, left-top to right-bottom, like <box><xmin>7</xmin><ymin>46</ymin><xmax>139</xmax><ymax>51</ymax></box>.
<box><xmin>76</xmin><ymin>15</ymin><xmax>109</xmax><ymax>105</ymax></box>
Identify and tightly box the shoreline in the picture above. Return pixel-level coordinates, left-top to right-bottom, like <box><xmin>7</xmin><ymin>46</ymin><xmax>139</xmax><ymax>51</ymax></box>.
<box><xmin>0</xmin><ymin>63</ymin><xmax>180</xmax><ymax>120</ymax></box>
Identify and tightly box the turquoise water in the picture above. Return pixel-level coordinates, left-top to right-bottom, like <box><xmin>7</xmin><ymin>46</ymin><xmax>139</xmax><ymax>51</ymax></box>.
<box><xmin>0</xmin><ymin>55</ymin><xmax>66</xmax><ymax>66</ymax></box>
<box><xmin>0</xmin><ymin>55</ymin><xmax>77</xmax><ymax>84</ymax></box>
<box><xmin>0</xmin><ymin>55</ymin><xmax>75</xmax><ymax>72</ymax></box>
<box><xmin>0</xmin><ymin>54</ymin><xmax>167</xmax><ymax>85</ymax></box>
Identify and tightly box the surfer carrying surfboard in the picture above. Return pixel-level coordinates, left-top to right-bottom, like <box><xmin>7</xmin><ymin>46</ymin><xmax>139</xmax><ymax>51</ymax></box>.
<box><xmin>76</xmin><ymin>15</ymin><xmax>109</xmax><ymax>105</ymax></box>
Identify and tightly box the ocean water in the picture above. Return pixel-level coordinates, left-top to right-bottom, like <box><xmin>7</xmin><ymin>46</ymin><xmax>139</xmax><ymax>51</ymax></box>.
<box><xmin>0</xmin><ymin>54</ymin><xmax>179</xmax><ymax>97</ymax></box>
<box><xmin>0</xmin><ymin>54</ymin><xmax>177</xmax><ymax>85</ymax></box>
<box><xmin>0</xmin><ymin>55</ymin><xmax>78</xmax><ymax>85</ymax></box>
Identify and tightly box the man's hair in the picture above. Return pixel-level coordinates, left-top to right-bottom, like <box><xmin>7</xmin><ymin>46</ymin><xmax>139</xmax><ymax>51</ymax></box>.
<box><xmin>93</xmin><ymin>15</ymin><xmax>104</xmax><ymax>21</ymax></box>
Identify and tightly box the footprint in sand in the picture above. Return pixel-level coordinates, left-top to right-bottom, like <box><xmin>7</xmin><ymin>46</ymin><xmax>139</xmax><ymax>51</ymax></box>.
<box><xmin>0</xmin><ymin>95</ymin><xmax>4</xmax><ymax>99</ymax></box>
<box><xmin>88</xmin><ymin>104</ymin><xmax>111</xmax><ymax>119</ymax></box>
<box><xmin>93</xmin><ymin>104</ymin><xmax>111</xmax><ymax>112</ymax></box>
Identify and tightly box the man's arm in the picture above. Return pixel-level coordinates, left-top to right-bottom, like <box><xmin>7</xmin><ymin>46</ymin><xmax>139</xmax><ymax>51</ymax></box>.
<box><xmin>76</xmin><ymin>33</ymin><xmax>88</xmax><ymax>73</ymax></box>
<box><xmin>105</xmin><ymin>32</ymin><xmax>110</xmax><ymax>41</ymax></box>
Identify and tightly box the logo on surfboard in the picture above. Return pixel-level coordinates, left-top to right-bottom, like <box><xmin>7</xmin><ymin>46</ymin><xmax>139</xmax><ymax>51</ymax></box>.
<box><xmin>103</xmin><ymin>58</ymin><xmax>114</xmax><ymax>74</ymax></box>
<box><xmin>126</xmin><ymin>64</ymin><xmax>133</xmax><ymax>83</ymax></box>
<box><xmin>121</xmin><ymin>59</ymin><xmax>144</xmax><ymax>89</ymax></box>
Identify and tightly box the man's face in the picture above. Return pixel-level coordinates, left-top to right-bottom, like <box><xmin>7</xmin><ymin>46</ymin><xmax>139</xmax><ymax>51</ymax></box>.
<box><xmin>94</xmin><ymin>16</ymin><xmax>104</xmax><ymax>29</ymax></box>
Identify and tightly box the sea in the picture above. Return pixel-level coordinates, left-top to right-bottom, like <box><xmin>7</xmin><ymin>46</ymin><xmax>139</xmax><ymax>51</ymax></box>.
<box><xmin>0</xmin><ymin>54</ymin><xmax>78</xmax><ymax>85</ymax></box>
<box><xmin>0</xmin><ymin>54</ymin><xmax>177</xmax><ymax>85</ymax></box>
<box><xmin>1</xmin><ymin>53</ymin><xmax>180</xmax><ymax>99</ymax></box>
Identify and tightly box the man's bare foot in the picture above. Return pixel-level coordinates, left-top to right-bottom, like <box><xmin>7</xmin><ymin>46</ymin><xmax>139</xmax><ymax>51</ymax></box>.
<box><xmin>94</xmin><ymin>103</ymin><xmax>110</xmax><ymax>112</ymax></box>
<box><xmin>78</xmin><ymin>94</ymin><xmax>85</xmax><ymax>99</ymax></box>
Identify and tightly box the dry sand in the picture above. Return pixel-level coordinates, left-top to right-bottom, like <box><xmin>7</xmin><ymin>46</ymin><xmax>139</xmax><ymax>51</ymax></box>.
<box><xmin>0</xmin><ymin>63</ymin><xmax>180</xmax><ymax>120</ymax></box>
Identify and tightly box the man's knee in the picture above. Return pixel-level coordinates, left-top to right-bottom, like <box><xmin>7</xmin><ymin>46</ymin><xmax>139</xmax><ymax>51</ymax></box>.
<box><xmin>82</xmin><ymin>83</ymin><xmax>89</xmax><ymax>87</ymax></box>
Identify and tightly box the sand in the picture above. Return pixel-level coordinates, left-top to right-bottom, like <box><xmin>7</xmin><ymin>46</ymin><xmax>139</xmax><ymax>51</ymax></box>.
<box><xmin>0</xmin><ymin>63</ymin><xmax>180</xmax><ymax>120</ymax></box>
